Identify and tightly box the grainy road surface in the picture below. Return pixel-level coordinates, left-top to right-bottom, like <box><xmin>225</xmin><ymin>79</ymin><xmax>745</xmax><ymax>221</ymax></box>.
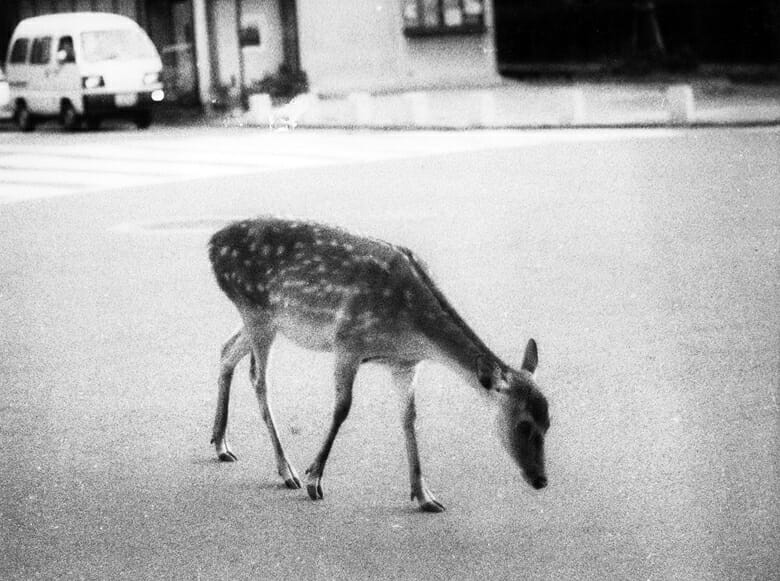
<box><xmin>1</xmin><ymin>126</ymin><xmax>777</xmax><ymax>580</ymax></box>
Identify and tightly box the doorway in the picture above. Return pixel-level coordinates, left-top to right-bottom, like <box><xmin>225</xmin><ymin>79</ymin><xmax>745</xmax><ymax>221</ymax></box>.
<box><xmin>146</xmin><ymin>0</ymin><xmax>199</xmax><ymax>103</ymax></box>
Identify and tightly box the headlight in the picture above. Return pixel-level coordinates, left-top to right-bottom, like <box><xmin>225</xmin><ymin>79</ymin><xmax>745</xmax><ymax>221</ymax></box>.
<box><xmin>143</xmin><ymin>72</ymin><xmax>160</xmax><ymax>85</ymax></box>
<box><xmin>82</xmin><ymin>75</ymin><xmax>104</xmax><ymax>89</ymax></box>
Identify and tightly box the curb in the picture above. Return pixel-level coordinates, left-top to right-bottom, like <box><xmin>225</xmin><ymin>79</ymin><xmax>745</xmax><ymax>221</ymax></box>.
<box><xmin>231</xmin><ymin>84</ymin><xmax>780</xmax><ymax>131</ymax></box>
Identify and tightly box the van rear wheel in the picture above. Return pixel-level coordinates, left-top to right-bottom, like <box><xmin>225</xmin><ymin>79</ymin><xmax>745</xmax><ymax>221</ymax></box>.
<box><xmin>14</xmin><ymin>102</ymin><xmax>35</xmax><ymax>132</ymax></box>
<box><xmin>85</xmin><ymin>117</ymin><xmax>102</xmax><ymax>131</ymax></box>
<box><xmin>61</xmin><ymin>102</ymin><xmax>81</xmax><ymax>131</ymax></box>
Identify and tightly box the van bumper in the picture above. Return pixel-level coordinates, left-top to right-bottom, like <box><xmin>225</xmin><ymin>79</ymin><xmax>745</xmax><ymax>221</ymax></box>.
<box><xmin>82</xmin><ymin>90</ymin><xmax>164</xmax><ymax>117</ymax></box>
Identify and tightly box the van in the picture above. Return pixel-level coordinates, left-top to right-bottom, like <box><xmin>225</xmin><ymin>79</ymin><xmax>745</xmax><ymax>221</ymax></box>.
<box><xmin>0</xmin><ymin>67</ymin><xmax>11</xmax><ymax>120</ymax></box>
<box><xmin>5</xmin><ymin>12</ymin><xmax>165</xmax><ymax>131</ymax></box>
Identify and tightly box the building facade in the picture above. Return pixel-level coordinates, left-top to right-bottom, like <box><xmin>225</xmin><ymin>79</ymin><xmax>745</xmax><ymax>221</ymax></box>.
<box><xmin>2</xmin><ymin>0</ymin><xmax>500</xmax><ymax>108</ymax></box>
<box><xmin>2</xmin><ymin>1</ymin><xmax>776</xmax><ymax>109</ymax></box>
<box><xmin>203</xmin><ymin>0</ymin><xmax>499</xmax><ymax>102</ymax></box>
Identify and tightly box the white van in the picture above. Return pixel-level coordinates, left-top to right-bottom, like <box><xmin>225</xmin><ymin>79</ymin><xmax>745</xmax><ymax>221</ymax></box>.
<box><xmin>5</xmin><ymin>12</ymin><xmax>164</xmax><ymax>131</ymax></box>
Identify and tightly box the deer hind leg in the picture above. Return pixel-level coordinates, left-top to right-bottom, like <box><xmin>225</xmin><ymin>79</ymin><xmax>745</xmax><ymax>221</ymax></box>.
<box><xmin>304</xmin><ymin>350</ymin><xmax>360</xmax><ymax>501</ymax></box>
<box><xmin>245</xmin><ymin>323</ymin><xmax>302</xmax><ymax>490</ymax></box>
<box><xmin>212</xmin><ymin>326</ymin><xmax>249</xmax><ymax>462</ymax></box>
<box><xmin>391</xmin><ymin>362</ymin><xmax>445</xmax><ymax>513</ymax></box>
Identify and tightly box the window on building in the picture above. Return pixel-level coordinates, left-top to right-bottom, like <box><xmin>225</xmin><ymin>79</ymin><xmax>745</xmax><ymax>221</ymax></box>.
<box><xmin>239</xmin><ymin>23</ymin><xmax>261</xmax><ymax>48</ymax></box>
<box><xmin>403</xmin><ymin>0</ymin><xmax>485</xmax><ymax>36</ymax></box>
<box><xmin>9</xmin><ymin>38</ymin><xmax>30</xmax><ymax>64</ymax></box>
<box><xmin>30</xmin><ymin>37</ymin><xmax>52</xmax><ymax>65</ymax></box>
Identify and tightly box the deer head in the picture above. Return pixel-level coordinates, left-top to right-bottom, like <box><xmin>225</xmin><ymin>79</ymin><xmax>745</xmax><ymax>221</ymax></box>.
<box><xmin>480</xmin><ymin>339</ymin><xmax>550</xmax><ymax>489</ymax></box>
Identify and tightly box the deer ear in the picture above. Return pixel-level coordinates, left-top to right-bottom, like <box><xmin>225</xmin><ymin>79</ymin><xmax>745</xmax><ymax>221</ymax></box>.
<box><xmin>476</xmin><ymin>356</ymin><xmax>494</xmax><ymax>390</ymax></box>
<box><xmin>521</xmin><ymin>339</ymin><xmax>538</xmax><ymax>374</ymax></box>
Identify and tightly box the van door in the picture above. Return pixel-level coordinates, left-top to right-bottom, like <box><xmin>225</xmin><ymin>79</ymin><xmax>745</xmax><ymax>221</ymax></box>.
<box><xmin>50</xmin><ymin>35</ymin><xmax>81</xmax><ymax>114</ymax></box>
<box><xmin>6</xmin><ymin>37</ymin><xmax>31</xmax><ymax>102</ymax></box>
<box><xmin>28</xmin><ymin>36</ymin><xmax>54</xmax><ymax>114</ymax></box>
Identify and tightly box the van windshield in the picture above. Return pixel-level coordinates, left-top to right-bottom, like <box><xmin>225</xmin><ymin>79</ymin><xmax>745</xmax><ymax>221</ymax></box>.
<box><xmin>80</xmin><ymin>28</ymin><xmax>157</xmax><ymax>62</ymax></box>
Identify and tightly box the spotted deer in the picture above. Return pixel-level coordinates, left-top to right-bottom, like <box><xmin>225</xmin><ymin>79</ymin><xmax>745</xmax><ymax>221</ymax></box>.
<box><xmin>209</xmin><ymin>217</ymin><xmax>551</xmax><ymax>512</ymax></box>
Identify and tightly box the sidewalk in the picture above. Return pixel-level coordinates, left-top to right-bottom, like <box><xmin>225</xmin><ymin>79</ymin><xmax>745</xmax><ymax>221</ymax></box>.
<box><xmin>223</xmin><ymin>80</ymin><xmax>780</xmax><ymax>130</ymax></box>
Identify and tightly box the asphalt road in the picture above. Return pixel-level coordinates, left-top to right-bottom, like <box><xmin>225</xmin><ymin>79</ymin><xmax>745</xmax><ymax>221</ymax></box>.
<box><xmin>1</xmin><ymin>126</ymin><xmax>778</xmax><ymax>580</ymax></box>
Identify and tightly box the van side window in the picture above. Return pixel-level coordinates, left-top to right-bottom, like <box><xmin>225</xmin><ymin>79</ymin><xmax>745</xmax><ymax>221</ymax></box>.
<box><xmin>57</xmin><ymin>36</ymin><xmax>76</xmax><ymax>63</ymax></box>
<box><xmin>9</xmin><ymin>38</ymin><xmax>30</xmax><ymax>64</ymax></box>
<box><xmin>30</xmin><ymin>37</ymin><xmax>52</xmax><ymax>65</ymax></box>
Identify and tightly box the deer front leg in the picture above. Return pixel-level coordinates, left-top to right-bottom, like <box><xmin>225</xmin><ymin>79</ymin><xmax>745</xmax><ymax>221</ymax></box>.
<box><xmin>211</xmin><ymin>327</ymin><xmax>248</xmax><ymax>462</ymax></box>
<box><xmin>391</xmin><ymin>363</ymin><xmax>445</xmax><ymax>513</ymax></box>
<box><xmin>305</xmin><ymin>351</ymin><xmax>360</xmax><ymax>501</ymax></box>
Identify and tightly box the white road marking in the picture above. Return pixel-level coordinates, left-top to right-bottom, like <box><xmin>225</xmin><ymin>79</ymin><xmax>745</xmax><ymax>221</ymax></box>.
<box><xmin>0</xmin><ymin>128</ymin><xmax>684</xmax><ymax>204</ymax></box>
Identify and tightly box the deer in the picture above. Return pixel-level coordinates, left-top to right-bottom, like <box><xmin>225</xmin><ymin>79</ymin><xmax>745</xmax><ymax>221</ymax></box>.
<box><xmin>208</xmin><ymin>216</ymin><xmax>551</xmax><ymax>512</ymax></box>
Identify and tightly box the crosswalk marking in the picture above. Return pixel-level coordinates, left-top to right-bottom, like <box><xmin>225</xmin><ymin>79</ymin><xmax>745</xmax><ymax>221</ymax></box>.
<box><xmin>0</xmin><ymin>131</ymin><xmax>447</xmax><ymax>203</ymax></box>
<box><xmin>0</xmin><ymin>128</ymin><xmax>685</xmax><ymax>204</ymax></box>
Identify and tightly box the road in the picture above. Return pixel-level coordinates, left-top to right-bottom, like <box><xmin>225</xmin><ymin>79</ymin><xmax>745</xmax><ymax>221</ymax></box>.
<box><xmin>1</xmin><ymin>124</ymin><xmax>778</xmax><ymax>580</ymax></box>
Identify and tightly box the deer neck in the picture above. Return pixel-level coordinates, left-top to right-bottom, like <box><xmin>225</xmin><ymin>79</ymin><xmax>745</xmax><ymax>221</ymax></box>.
<box><xmin>418</xmin><ymin>307</ymin><xmax>506</xmax><ymax>386</ymax></box>
<box><xmin>398</xmin><ymin>247</ymin><xmax>507</xmax><ymax>385</ymax></box>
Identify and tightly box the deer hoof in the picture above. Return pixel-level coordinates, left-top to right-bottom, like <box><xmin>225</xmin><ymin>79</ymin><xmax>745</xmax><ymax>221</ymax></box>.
<box><xmin>280</xmin><ymin>461</ymin><xmax>302</xmax><ymax>489</ymax></box>
<box><xmin>306</xmin><ymin>476</ymin><xmax>324</xmax><ymax>500</ymax></box>
<box><xmin>419</xmin><ymin>499</ymin><xmax>445</xmax><ymax>512</ymax></box>
<box><xmin>213</xmin><ymin>438</ymin><xmax>238</xmax><ymax>462</ymax></box>
<box><xmin>412</xmin><ymin>483</ymin><xmax>445</xmax><ymax>512</ymax></box>
<box><xmin>285</xmin><ymin>476</ymin><xmax>302</xmax><ymax>489</ymax></box>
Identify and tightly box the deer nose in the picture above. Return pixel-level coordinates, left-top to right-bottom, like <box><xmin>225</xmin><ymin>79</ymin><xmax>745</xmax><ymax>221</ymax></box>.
<box><xmin>532</xmin><ymin>475</ymin><xmax>547</xmax><ymax>490</ymax></box>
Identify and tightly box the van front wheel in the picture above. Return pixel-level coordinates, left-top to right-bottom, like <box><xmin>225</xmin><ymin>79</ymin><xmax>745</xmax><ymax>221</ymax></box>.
<box><xmin>61</xmin><ymin>102</ymin><xmax>81</xmax><ymax>131</ymax></box>
<box><xmin>135</xmin><ymin>110</ymin><xmax>152</xmax><ymax>129</ymax></box>
<box><xmin>14</xmin><ymin>103</ymin><xmax>35</xmax><ymax>132</ymax></box>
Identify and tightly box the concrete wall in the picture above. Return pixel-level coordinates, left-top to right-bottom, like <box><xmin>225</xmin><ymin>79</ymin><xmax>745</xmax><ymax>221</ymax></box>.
<box><xmin>239</xmin><ymin>0</ymin><xmax>285</xmax><ymax>86</ymax></box>
<box><xmin>296</xmin><ymin>0</ymin><xmax>499</xmax><ymax>95</ymax></box>
<box><xmin>210</xmin><ymin>0</ymin><xmax>241</xmax><ymax>89</ymax></box>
